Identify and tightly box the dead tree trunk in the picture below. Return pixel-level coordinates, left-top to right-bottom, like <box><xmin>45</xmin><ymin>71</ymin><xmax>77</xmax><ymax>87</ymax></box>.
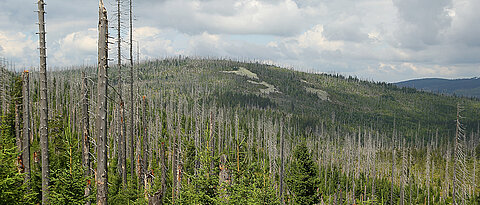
<box><xmin>96</xmin><ymin>1</ymin><xmax>109</xmax><ymax>204</ymax></box>
<box><xmin>279</xmin><ymin>120</ymin><xmax>285</xmax><ymax>204</ymax></box>
<box><xmin>160</xmin><ymin>142</ymin><xmax>166</xmax><ymax>197</ymax></box>
<box><xmin>453</xmin><ymin>103</ymin><xmax>467</xmax><ymax>205</ymax></box>
<box><xmin>142</xmin><ymin>96</ymin><xmax>148</xmax><ymax>195</ymax></box>
<box><xmin>82</xmin><ymin>72</ymin><xmax>92</xmax><ymax>205</ymax></box>
<box><xmin>172</xmin><ymin>119</ymin><xmax>177</xmax><ymax>203</ymax></box>
<box><xmin>129</xmin><ymin>0</ymin><xmax>135</xmax><ymax>185</ymax></box>
<box><xmin>116</xmin><ymin>0</ymin><xmax>127</xmax><ymax>187</ymax></box>
<box><xmin>209</xmin><ymin>111</ymin><xmax>215</xmax><ymax>174</ymax></box>
<box><xmin>22</xmin><ymin>71</ymin><xmax>31</xmax><ymax>189</ymax></box>
<box><xmin>37</xmin><ymin>0</ymin><xmax>50</xmax><ymax>203</ymax></box>
<box><xmin>15</xmin><ymin>103</ymin><xmax>22</xmax><ymax>171</ymax></box>
<box><xmin>391</xmin><ymin>120</ymin><xmax>396</xmax><ymax>205</ymax></box>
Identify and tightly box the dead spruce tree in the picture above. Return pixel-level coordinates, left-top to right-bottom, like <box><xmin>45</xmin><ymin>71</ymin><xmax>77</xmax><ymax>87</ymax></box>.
<box><xmin>129</xmin><ymin>0</ymin><xmax>135</xmax><ymax>185</ymax></box>
<box><xmin>279</xmin><ymin>118</ymin><xmax>285</xmax><ymax>204</ymax></box>
<box><xmin>22</xmin><ymin>71</ymin><xmax>31</xmax><ymax>189</ymax></box>
<box><xmin>97</xmin><ymin>1</ymin><xmax>109</xmax><ymax>204</ymax></box>
<box><xmin>37</xmin><ymin>0</ymin><xmax>50</xmax><ymax>203</ymax></box>
<box><xmin>115</xmin><ymin>0</ymin><xmax>128</xmax><ymax>187</ymax></box>
<box><xmin>82</xmin><ymin>72</ymin><xmax>92</xmax><ymax>205</ymax></box>
<box><xmin>453</xmin><ymin>103</ymin><xmax>468</xmax><ymax>205</ymax></box>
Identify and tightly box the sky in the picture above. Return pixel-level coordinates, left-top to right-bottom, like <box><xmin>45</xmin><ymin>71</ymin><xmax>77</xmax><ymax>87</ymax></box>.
<box><xmin>0</xmin><ymin>0</ymin><xmax>479</xmax><ymax>82</ymax></box>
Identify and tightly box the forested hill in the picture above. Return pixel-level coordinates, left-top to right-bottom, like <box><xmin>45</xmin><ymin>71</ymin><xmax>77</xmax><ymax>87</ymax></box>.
<box><xmin>395</xmin><ymin>77</ymin><xmax>480</xmax><ymax>98</ymax></box>
<box><xmin>2</xmin><ymin>58</ymin><xmax>480</xmax><ymax>204</ymax></box>
<box><xmin>129</xmin><ymin>58</ymin><xmax>480</xmax><ymax>139</ymax></box>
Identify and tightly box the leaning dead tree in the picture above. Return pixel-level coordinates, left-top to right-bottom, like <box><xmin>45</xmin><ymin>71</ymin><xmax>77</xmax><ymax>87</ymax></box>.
<box><xmin>37</xmin><ymin>0</ymin><xmax>50</xmax><ymax>203</ymax></box>
<box><xmin>22</xmin><ymin>71</ymin><xmax>31</xmax><ymax>189</ymax></box>
<box><xmin>97</xmin><ymin>1</ymin><xmax>109</xmax><ymax>204</ymax></box>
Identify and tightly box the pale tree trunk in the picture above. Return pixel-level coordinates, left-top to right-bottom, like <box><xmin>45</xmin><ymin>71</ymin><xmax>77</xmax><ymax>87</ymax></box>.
<box><xmin>15</xmin><ymin>104</ymin><xmax>22</xmax><ymax>171</ymax></box>
<box><xmin>453</xmin><ymin>103</ymin><xmax>467</xmax><ymax>205</ymax></box>
<box><xmin>96</xmin><ymin>1</ymin><xmax>109</xmax><ymax>204</ymax></box>
<box><xmin>82</xmin><ymin>72</ymin><xmax>92</xmax><ymax>205</ymax></box>
<box><xmin>22</xmin><ymin>71</ymin><xmax>31</xmax><ymax>189</ymax></box>
<box><xmin>161</xmin><ymin>142</ymin><xmax>166</xmax><ymax>197</ymax></box>
<box><xmin>171</xmin><ymin>116</ymin><xmax>177</xmax><ymax>203</ymax></box>
<box><xmin>209</xmin><ymin>111</ymin><xmax>215</xmax><ymax>174</ymax></box>
<box><xmin>37</xmin><ymin>0</ymin><xmax>50</xmax><ymax>203</ymax></box>
<box><xmin>279</xmin><ymin>120</ymin><xmax>285</xmax><ymax>204</ymax></box>
<box><xmin>129</xmin><ymin>0</ymin><xmax>135</xmax><ymax>185</ymax></box>
<box><xmin>142</xmin><ymin>96</ymin><xmax>148</xmax><ymax>196</ymax></box>
<box><xmin>391</xmin><ymin>120</ymin><xmax>396</xmax><ymax>205</ymax></box>
<box><xmin>116</xmin><ymin>0</ymin><xmax>127</xmax><ymax>187</ymax></box>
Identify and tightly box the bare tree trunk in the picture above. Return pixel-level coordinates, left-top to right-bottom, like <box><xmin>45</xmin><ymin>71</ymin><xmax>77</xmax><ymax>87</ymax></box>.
<box><xmin>97</xmin><ymin>1</ymin><xmax>109</xmax><ymax>204</ymax></box>
<box><xmin>279</xmin><ymin>120</ymin><xmax>285</xmax><ymax>204</ymax></box>
<box><xmin>82</xmin><ymin>72</ymin><xmax>92</xmax><ymax>205</ymax></box>
<box><xmin>15</xmin><ymin>104</ymin><xmax>22</xmax><ymax>171</ymax></box>
<box><xmin>142</xmin><ymin>96</ymin><xmax>148</xmax><ymax>196</ymax></box>
<box><xmin>391</xmin><ymin>119</ymin><xmax>396</xmax><ymax>205</ymax></box>
<box><xmin>160</xmin><ymin>142</ymin><xmax>166</xmax><ymax>197</ymax></box>
<box><xmin>209</xmin><ymin>111</ymin><xmax>215</xmax><ymax>174</ymax></box>
<box><xmin>400</xmin><ymin>138</ymin><xmax>407</xmax><ymax>205</ymax></box>
<box><xmin>116</xmin><ymin>0</ymin><xmax>127</xmax><ymax>187</ymax></box>
<box><xmin>37</xmin><ymin>0</ymin><xmax>50</xmax><ymax>203</ymax></box>
<box><xmin>172</xmin><ymin>121</ymin><xmax>177</xmax><ymax>203</ymax></box>
<box><xmin>129</xmin><ymin>0</ymin><xmax>135</xmax><ymax>186</ymax></box>
<box><xmin>22</xmin><ymin>71</ymin><xmax>31</xmax><ymax>189</ymax></box>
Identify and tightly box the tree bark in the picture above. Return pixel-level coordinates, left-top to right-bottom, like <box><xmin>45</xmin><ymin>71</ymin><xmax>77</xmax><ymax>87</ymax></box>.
<box><xmin>116</xmin><ymin>0</ymin><xmax>127</xmax><ymax>187</ymax></box>
<box><xmin>37</xmin><ymin>0</ymin><xmax>50</xmax><ymax>203</ymax></box>
<box><xmin>15</xmin><ymin>104</ymin><xmax>22</xmax><ymax>171</ymax></box>
<box><xmin>96</xmin><ymin>1</ymin><xmax>109</xmax><ymax>204</ymax></box>
<box><xmin>142</xmin><ymin>96</ymin><xmax>148</xmax><ymax>195</ymax></box>
<box><xmin>22</xmin><ymin>71</ymin><xmax>31</xmax><ymax>190</ymax></box>
<box><xmin>279</xmin><ymin>120</ymin><xmax>285</xmax><ymax>204</ymax></box>
<box><xmin>129</xmin><ymin>0</ymin><xmax>135</xmax><ymax>185</ymax></box>
<box><xmin>82</xmin><ymin>72</ymin><xmax>92</xmax><ymax>205</ymax></box>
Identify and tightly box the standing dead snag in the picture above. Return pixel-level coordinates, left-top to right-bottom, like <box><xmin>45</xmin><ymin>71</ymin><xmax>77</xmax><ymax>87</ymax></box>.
<box><xmin>15</xmin><ymin>103</ymin><xmax>22</xmax><ymax>171</ymax></box>
<box><xmin>22</xmin><ymin>71</ymin><xmax>31</xmax><ymax>189</ymax></box>
<box><xmin>142</xmin><ymin>95</ymin><xmax>149</xmax><ymax>195</ymax></box>
<box><xmin>279</xmin><ymin>119</ymin><xmax>285</xmax><ymax>204</ymax></box>
<box><xmin>97</xmin><ymin>1</ymin><xmax>109</xmax><ymax>204</ymax></box>
<box><xmin>115</xmin><ymin>0</ymin><xmax>127</xmax><ymax>188</ymax></box>
<box><xmin>129</xmin><ymin>0</ymin><xmax>135</xmax><ymax>185</ymax></box>
<box><xmin>453</xmin><ymin>103</ymin><xmax>467</xmax><ymax>205</ymax></box>
<box><xmin>82</xmin><ymin>72</ymin><xmax>92</xmax><ymax>205</ymax></box>
<box><xmin>37</xmin><ymin>0</ymin><xmax>50</xmax><ymax>203</ymax></box>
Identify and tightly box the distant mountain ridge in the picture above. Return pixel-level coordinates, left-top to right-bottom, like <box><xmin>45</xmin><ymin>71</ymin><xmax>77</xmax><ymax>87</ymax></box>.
<box><xmin>395</xmin><ymin>77</ymin><xmax>480</xmax><ymax>98</ymax></box>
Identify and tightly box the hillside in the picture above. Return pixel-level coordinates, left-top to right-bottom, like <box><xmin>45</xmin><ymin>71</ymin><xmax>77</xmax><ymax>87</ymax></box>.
<box><xmin>2</xmin><ymin>58</ymin><xmax>480</xmax><ymax>204</ymax></box>
<box><xmin>396</xmin><ymin>77</ymin><xmax>480</xmax><ymax>98</ymax></box>
<box><xmin>122</xmin><ymin>58</ymin><xmax>480</xmax><ymax>139</ymax></box>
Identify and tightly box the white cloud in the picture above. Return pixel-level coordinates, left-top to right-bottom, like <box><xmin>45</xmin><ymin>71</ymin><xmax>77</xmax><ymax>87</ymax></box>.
<box><xmin>51</xmin><ymin>29</ymin><xmax>97</xmax><ymax>66</ymax></box>
<box><xmin>1</xmin><ymin>0</ymin><xmax>480</xmax><ymax>82</ymax></box>
<box><xmin>0</xmin><ymin>31</ymin><xmax>37</xmax><ymax>67</ymax></box>
<box><xmin>138</xmin><ymin>0</ymin><xmax>316</xmax><ymax>36</ymax></box>
<box><xmin>133</xmin><ymin>26</ymin><xmax>183</xmax><ymax>59</ymax></box>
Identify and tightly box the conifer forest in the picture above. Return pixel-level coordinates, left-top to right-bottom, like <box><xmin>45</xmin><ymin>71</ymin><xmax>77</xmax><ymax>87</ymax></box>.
<box><xmin>0</xmin><ymin>0</ymin><xmax>480</xmax><ymax>205</ymax></box>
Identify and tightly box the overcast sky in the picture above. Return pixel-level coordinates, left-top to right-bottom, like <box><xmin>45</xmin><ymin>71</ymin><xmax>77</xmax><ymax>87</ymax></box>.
<box><xmin>0</xmin><ymin>0</ymin><xmax>479</xmax><ymax>82</ymax></box>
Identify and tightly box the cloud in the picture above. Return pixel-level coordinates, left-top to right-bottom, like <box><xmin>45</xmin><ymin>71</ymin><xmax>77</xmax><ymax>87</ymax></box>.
<box><xmin>138</xmin><ymin>0</ymin><xmax>317</xmax><ymax>36</ymax></box>
<box><xmin>51</xmin><ymin>29</ymin><xmax>97</xmax><ymax>66</ymax></box>
<box><xmin>392</xmin><ymin>0</ymin><xmax>453</xmax><ymax>50</ymax></box>
<box><xmin>133</xmin><ymin>27</ymin><xmax>184</xmax><ymax>59</ymax></box>
<box><xmin>1</xmin><ymin>0</ymin><xmax>480</xmax><ymax>82</ymax></box>
<box><xmin>0</xmin><ymin>31</ymin><xmax>37</xmax><ymax>67</ymax></box>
